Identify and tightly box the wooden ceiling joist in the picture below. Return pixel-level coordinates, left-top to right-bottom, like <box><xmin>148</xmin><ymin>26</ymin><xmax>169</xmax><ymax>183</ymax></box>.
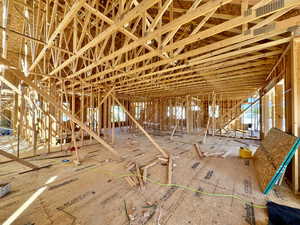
<box><xmin>2</xmin><ymin>0</ymin><xmax>300</xmax><ymax>100</ymax></box>
<box><xmin>66</xmin><ymin>14</ymin><xmax>300</xmax><ymax>93</ymax></box>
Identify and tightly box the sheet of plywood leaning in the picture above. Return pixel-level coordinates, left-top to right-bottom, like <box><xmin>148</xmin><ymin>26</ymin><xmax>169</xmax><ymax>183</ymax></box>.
<box><xmin>253</xmin><ymin>128</ymin><xmax>300</xmax><ymax>194</ymax></box>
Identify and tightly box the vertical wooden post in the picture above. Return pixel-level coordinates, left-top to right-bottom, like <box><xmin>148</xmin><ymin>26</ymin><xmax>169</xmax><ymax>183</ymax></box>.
<box><xmin>159</xmin><ymin>98</ymin><xmax>163</xmax><ymax>131</ymax></box>
<box><xmin>103</xmin><ymin>95</ymin><xmax>107</xmax><ymax>136</ymax></box>
<box><xmin>60</xmin><ymin>92</ymin><xmax>63</xmax><ymax>151</ymax></box>
<box><xmin>291</xmin><ymin>33</ymin><xmax>300</xmax><ymax>193</ymax></box>
<box><xmin>98</xmin><ymin>92</ymin><xmax>102</xmax><ymax>136</ymax></box>
<box><xmin>112</xmin><ymin>94</ymin><xmax>115</xmax><ymax>144</ymax></box>
<box><xmin>89</xmin><ymin>87</ymin><xmax>93</xmax><ymax>141</ymax></box>
<box><xmin>275</xmin><ymin>84</ymin><xmax>284</xmax><ymax>130</ymax></box>
<box><xmin>168</xmin><ymin>155</ymin><xmax>173</xmax><ymax>185</ymax></box>
<box><xmin>72</xmin><ymin>87</ymin><xmax>80</xmax><ymax>163</ymax></box>
<box><xmin>285</xmin><ymin>52</ymin><xmax>293</xmax><ymax>134</ymax></box>
<box><xmin>81</xmin><ymin>87</ymin><xmax>84</xmax><ymax>146</ymax></box>
<box><xmin>271</xmin><ymin>91</ymin><xmax>276</xmax><ymax>128</ymax></box>
<box><xmin>259</xmin><ymin>91</ymin><xmax>264</xmax><ymax>139</ymax></box>
<box><xmin>47</xmin><ymin>118</ymin><xmax>51</xmax><ymax>154</ymax></box>
<box><xmin>13</xmin><ymin>93</ymin><xmax>18</xmax><ymax>133</ymax></box>
<box><xmin>212</xmin><ymin>93</ymin><xmax>216</xmax><ymax>136</ymax></box>
<box><xmin>263</xmin><ymin>94</ymin><xmax>270</xmax><ymax>135</ymax></box>
<box><xmin>33</xmin><ymin>106</ymin><xmax>37</xmax><ymax>156</ymax></box>
<box><xmin>17</xmin><ymin>123</ymin><xmax>20</xmax><ymax>158</ymax></box>
<box><xmin>108</xmin><ymin>96</ymin><xmax>111</xmax><ymax>138</ymax></box>
<box><xmin>186</xmin><ymin>95</ymin><xmax>192</xmax><ymax>134</ymax></box>
<box><xmin>241</xmin><ymin>0</ymin><xmax>248</xmax><ymax>33</ymax></box>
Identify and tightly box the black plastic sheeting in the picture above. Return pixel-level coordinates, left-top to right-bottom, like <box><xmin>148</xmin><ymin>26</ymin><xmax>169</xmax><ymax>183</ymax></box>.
<box><xmin>267</xmin><ymin>201</ymin><xmax>300</xmax><ymax>225</ymax></box>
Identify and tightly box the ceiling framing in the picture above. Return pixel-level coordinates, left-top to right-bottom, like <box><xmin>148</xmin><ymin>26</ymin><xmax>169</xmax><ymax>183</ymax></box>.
<box><xmin>1</xmin><ymin>0</ymin><xmax>300</xmax><ymax>98</ymax></box>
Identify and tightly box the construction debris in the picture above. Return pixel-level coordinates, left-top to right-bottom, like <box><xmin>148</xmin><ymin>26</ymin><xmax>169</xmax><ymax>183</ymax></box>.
<box><xmin>168</xmin><ymin>156</ymin><xmax>173</xmax><ymax>185</ymax></box>
<box><xmin>193</xmin><ymin>143</ymin><xmax>204</xmax><ymax>160</ymax></box>
<box><xmin>0</xmin><ymin>183</ymin><xmax>10</xmax><ymax>198</ymax></box>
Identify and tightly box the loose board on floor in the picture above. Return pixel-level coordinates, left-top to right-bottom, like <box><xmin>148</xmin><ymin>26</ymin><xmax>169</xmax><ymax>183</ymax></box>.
<box><xmin>253</xmin><ymin>128</ymin><xmax>300</xmax><ymax>194</ymax></box>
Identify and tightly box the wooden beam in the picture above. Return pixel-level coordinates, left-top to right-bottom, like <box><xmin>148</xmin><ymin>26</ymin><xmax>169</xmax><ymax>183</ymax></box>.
<box><xmin>50</xmin><ymin>0</ymin><xmax>160</xmax><ymax>76</ymax></box>
<box><xmin>148</xmin><ymin>0</ymin><xmax>173</xmax><ymax>32</ymax></box>
<box><xmin>251</xmin><ymin>6</ymin><xmax>295</xmax><ymax>31</ymax></box>
<box><xmin>173</xmin><ymin>8</ymin><xmax>217</xmax><ymax>56</ymax></box>
<box><xmin>71</xmin><ymin>14</ymin><xmax>300</xmax><ymax>89</ymax></box>
<box><xmin>193</xmin><ymin>143</ymin><xmax>204</xmax><ymax>160</ymax></box>
<box><xmin>168</xmin><ymin>155</ymin><xmax>173</xmax><ymax>184</ymax></box>
<box><xmin>291</xmin><ymin>34</ymin><xmax>300</xmax><ymax>193</ymax></box>
<box><xmin>29</xmin><ymin>0</ymin><xmax>85</xmax><ymax>72</ymax></box>
<box><xmin>0</xmin><ymin>149</ymin><xmax>38</xmax><ymax>169</ymax></box>
<box><xmin>66</xmin><ymin>0</ymin><xmax>300</xmax><ymax>84</ymax></box>
<box><xmin>64</xmin><ymin>0</ymin><xmax>233</xmax><ymax>81</ymax></box>
<box><xmin>83</xmin><ymin>3</ymin><xmax>168</xmax><ymax>60</ymax></box>
<box><xmin>266</xmin><ymin>44</ymin><xmax>291</xmax><ymax>80</ymax></box>
<box><xmin>275</xmin><ymin>84</ymin><xmax>284</xmax><ymax>130</ymax></box>
<box><xmin>99</xmin><ymin>87</ymin><xmax>115</xmax><ymax>106</ymax></box>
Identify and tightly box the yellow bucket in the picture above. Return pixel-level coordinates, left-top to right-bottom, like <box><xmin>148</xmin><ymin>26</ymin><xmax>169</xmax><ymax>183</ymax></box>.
<box><xmin>239</xmin><ymin>147</ymin><xmax>252</xmax><ymax>159</ymax></box>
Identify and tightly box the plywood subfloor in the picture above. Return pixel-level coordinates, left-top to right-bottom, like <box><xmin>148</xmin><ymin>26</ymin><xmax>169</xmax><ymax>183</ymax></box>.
<box><xmin>1</xmin><ymin>132</ymin><xmax>300</xmax><ymax>225</ymax></box>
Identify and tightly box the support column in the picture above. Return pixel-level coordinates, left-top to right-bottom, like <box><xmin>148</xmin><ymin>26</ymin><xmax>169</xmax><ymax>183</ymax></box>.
<box><xmin>32</xmin><ymin>107</ymin><xmax>37</xmax><ymax>156</ymax></box>
<box><xmin>275</xmin><ymin>84</ymin><xmax>284</xmax><ymax>130</ymax></box>
<box><xmin>291</xmin><ymin>33</ymin><xmax>300</xmax><ymax>193</ymax></box>
<box><xmin>271</xmin><ymin>90</ymin><xmax>276</xmax><ymax>128</ymax></box>
<box><xmin>262</xmin><ymin>94</ymin><xmax>270</xmax><ymax>135</ymax></box>
<box><xmin>259</xmin><ymin>91</ymin><xmax>264</xmax><ymax>139</ymax></box>
<box><xmin>13</xmin><ymin>93</ymin><xmax>18</xmax><ymax>133</ymax></box>
<box><xmin>285</xmin><ymin>51</ymin><xmax>293</xmax><ymax>134</ymax></box>
<box><xmin>186</xmin><ymin>95</ymin><xmax>192</xmax><ymax>134</ymax></box>
<box><xmin>47</xmin><ymin>118</ymin><xmax>51</xmax><ymax>153</ymax></box>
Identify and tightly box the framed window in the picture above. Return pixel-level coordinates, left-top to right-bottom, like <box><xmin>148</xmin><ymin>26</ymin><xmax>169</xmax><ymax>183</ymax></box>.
<box><xmin>111</xmin><ymin>105</ymin><xmax>126</xmax><ymax>122</ymax></box>
<box><xmin>167</xmin><ymin>106</ymin><xmax>186</xmax><ymax>119</ymax></box>
<box><xmin>209</xmin><ymin>105</ymin><xmax>219</xmax><ymax>118</ymax></box>
<box><xmin>191</xmin><ymin>105</ymin><xmax>200</xmax><ymax>111</ymax></box>
<box><xmin>135</xmin><ymin>102</ymin><xmax>145</xmax><ymax>120</ymax></box>
<box><xmin>87</xmin><ymin>108</ymin><xmax>99</xmax><ymax>127</ymax></box>
<box><xmin>241</xmin><ymin>102</ymin><xmax>260</xmax><ymax>125</ymax></box>
<box><xmin>62</xmin><ymin>102</ymin><xmax>70</xmax><ymax>121</ymax></box>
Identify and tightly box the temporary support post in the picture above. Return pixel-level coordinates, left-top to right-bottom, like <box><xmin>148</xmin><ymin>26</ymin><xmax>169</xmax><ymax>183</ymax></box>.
<box><xmin>275</xmin><ymin>83</ymin><xmax>284</xmax><ymax>130</ymax></box>
<box><xmin>112</xmin><ymin>93</ymin><xmax>115</xmax><ymax>144</ymax></box>
<box><xmin>81</xmin><ymin>86</ymin><xmax>84</xmax><ymax>146</ymax></box>
<box><xmin>170</xmin><ymin>124</ymin><xmax>177</xmax><ymax>140</ymax></box>
<box><xmin>13</xmin><ymin>93</ymin><xmax>18</xmax><ymax>132</ymax></box>
<box><xmin>262</xmin><ymin>94</ymin><xmax>270</xmax><ymax>135</ymax></box>
<box><xmin>168</xmin><ymin>155</ymin><xmax>173</xmax><ymax>184</ymax></box>
<box><xmin>47</xmin><ymin>118</ymin><xmax>52</xmax><ymax>153</ymax></box>
<box><xmin>259</xmin><ymin>91</ymin><xmax>264</xmax><ymax>139</ymax></box>
<box><xmin>32</xmin><ymin>106</ymin><xmax>37</xmax><ymax>156</ymax></box>
<box><xmin>71</xmin><ymin>85</ymin><xmax>80</xmax><ymax>163</ymax></box>
<box><xmin>291</xmin><ymin>31</ymin><xmax>300</xmax><ymax>193</ymax></box>
<box><xmin>186</xmin><ymin>95</ymin><xmax>192</xmax><ymax>134</ymax></box>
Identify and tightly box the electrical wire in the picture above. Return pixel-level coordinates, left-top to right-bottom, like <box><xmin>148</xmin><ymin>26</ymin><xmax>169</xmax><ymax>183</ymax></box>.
<box><xmin>96</xmin><ymin>169</ymin><xmax>267</xmax><ymax>209</ymax></box>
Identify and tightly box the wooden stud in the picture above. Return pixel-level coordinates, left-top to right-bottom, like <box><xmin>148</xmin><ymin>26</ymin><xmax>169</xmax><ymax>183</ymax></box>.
<box><xmin>168</xmin><ymin>155</ymin><xmax>173</xmax><ymax>185</ymax></box>
<box><xmin>2</xmin><ymin>58</ymin><xmax>120</xmax><ymax>158</ymax></box>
